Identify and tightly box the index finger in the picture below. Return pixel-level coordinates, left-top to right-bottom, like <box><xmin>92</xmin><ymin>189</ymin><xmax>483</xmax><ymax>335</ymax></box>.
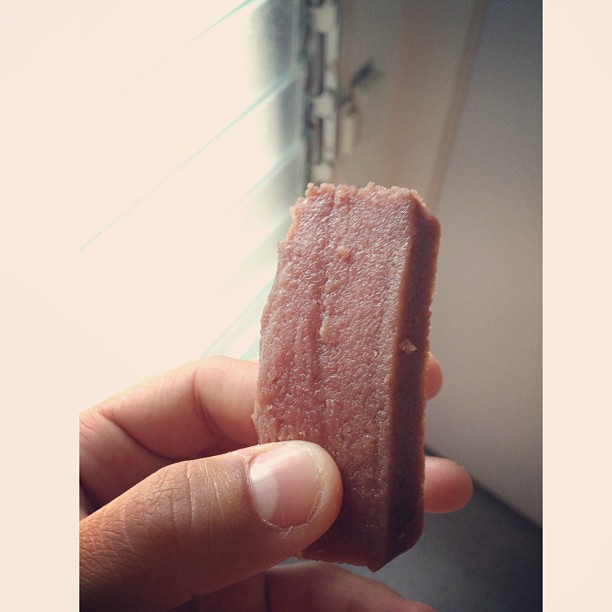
<box><xmin>80</xmin><ymin>356</ymin><xmax>259</xmax><ymax>508</ymax></box>
<box><xmin>98</xmin><ymin>356</ymin><xmax>260</xmax><ymax>455</ymax></box>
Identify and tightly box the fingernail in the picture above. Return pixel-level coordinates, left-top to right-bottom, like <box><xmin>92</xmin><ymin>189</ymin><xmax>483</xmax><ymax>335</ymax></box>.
<box><xmin>248</xmin><ymin>442</ymin><xmax>321</xmax><ymax>528</ymax></box>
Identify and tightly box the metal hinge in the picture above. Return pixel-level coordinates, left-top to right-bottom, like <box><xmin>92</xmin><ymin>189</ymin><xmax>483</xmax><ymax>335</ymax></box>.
<box><xmin>305</xmin><ymin>0</ymin><xmax>340</xmax><ymax>183</ymax></box>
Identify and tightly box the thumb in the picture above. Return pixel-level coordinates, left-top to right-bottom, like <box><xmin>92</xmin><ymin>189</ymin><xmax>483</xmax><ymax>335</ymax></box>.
<box><xmin>80</xmin><ymin>441</ymin><xmax>342</xmax><ymax>610</ymax></box>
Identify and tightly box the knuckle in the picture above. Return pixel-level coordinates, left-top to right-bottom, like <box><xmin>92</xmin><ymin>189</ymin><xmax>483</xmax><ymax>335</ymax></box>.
<box><xmin>125</xmin><ymin>463</ymin><xmax>196</xmax><ymax>559</ymax></box>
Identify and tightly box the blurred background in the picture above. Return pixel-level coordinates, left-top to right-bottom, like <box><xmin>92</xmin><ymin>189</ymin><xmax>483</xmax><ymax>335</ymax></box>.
<box><xmin>77</xmin><ymin>1</ymin><xmax>542</xmax><ymax>609</ymax></box>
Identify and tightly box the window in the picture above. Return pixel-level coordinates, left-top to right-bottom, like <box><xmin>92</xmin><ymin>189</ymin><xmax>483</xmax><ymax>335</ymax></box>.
<box><xmin>79</xmin><ymin>1</ymin><xmax>314</xmax><ymax>404</ymax></box>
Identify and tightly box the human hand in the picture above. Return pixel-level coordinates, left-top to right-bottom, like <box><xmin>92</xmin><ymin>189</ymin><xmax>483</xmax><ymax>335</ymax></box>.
<box><xmin>80</xmin><ymin>355</ymin><xmax>472</xmax><ymax>611</ymax></box>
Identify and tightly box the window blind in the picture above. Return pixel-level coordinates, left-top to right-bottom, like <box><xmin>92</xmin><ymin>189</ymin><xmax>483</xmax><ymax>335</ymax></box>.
<box><xmin>79</xmin><ymin>0</ymin><xmax>311</xmax><ymax>405</ymax></box>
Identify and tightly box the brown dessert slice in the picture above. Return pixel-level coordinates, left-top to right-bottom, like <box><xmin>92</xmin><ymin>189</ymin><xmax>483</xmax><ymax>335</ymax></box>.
<box><xmin>253</xmin><ymin>182</ymin><xmax>440</xmax><ymax>571</ymax></box>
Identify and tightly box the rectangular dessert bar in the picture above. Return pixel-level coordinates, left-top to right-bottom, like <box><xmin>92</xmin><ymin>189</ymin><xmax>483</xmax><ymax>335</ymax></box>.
<box><xmin>252</xmin><ymin>183</ymin><xmax>440</xmax><ymax>571</ymax></box>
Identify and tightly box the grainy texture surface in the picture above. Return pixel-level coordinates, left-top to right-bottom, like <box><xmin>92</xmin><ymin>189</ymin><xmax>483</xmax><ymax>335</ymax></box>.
<box><xmin>253</xmin><ymin>183</ymin><xmax>440</xmax><ymax>570</ymax></box>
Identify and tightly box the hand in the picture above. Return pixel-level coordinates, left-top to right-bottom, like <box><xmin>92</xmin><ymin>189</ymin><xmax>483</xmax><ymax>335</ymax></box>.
<box><xmin>80</xmin><ymin>355</ymin><xmax>472</xmax><ymax>611</ymax></box>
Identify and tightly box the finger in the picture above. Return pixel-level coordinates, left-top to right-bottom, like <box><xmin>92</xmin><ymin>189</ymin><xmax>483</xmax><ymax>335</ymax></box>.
<box><xmin>80</xmin><ymin>441</ymin><xmax>342</xmax><ymax>611</ymax></box>
<box><xmin>423</xmin><ymin>456</ymin><xmax>473</xmax><ymax>513</ymax></box>
<box><xmin>80</xmin><ymin>356</ymin><xmax>258</xmax><ymax>508</ymax></box>
<box><xmin>265</xmin><ymin>562</ymin><xmax>435</xmax><ymax>612</ymax></box>
<box><xmin>87</xmin><ymin>356</ymin><xmax>259</xmax><ymax>455</ymax></box>
<box><xmin>195</xmin><ymin>562</ymin><xmax>434</xmax><ymax>612</ymax></box>
<box><xmin>424</xmin><ymin>352</ymin><xmax>442</xmax><ymax>400</ymax></box>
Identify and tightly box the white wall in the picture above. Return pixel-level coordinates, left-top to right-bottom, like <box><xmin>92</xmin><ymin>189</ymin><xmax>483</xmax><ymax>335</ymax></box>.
<box><xmin>334</xmin><ymin>0</ymin><xmax>480</xmax><ymax>203</ymax></box>
<box><xmin>335</xmin><ymin>0</ymin><xmax>542</xmax><ymax>525</ymax></box>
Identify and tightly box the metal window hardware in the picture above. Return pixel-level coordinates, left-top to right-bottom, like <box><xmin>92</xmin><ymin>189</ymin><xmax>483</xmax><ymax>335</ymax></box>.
<box><xmin>305</xmin><ymin>1</ymin><xmax>383</xmax><ymax>183</ymax></box>
<box><xmin>306</xmin><ymin>0</ymin><xmax>340</xmax><ymax>183</ymax></box>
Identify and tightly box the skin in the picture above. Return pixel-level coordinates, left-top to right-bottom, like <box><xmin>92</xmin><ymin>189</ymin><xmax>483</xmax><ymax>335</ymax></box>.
<box><xmin>80</xmin><ymin>354</ymin><xmax>472</xmax><ymax>611</ymax></box>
